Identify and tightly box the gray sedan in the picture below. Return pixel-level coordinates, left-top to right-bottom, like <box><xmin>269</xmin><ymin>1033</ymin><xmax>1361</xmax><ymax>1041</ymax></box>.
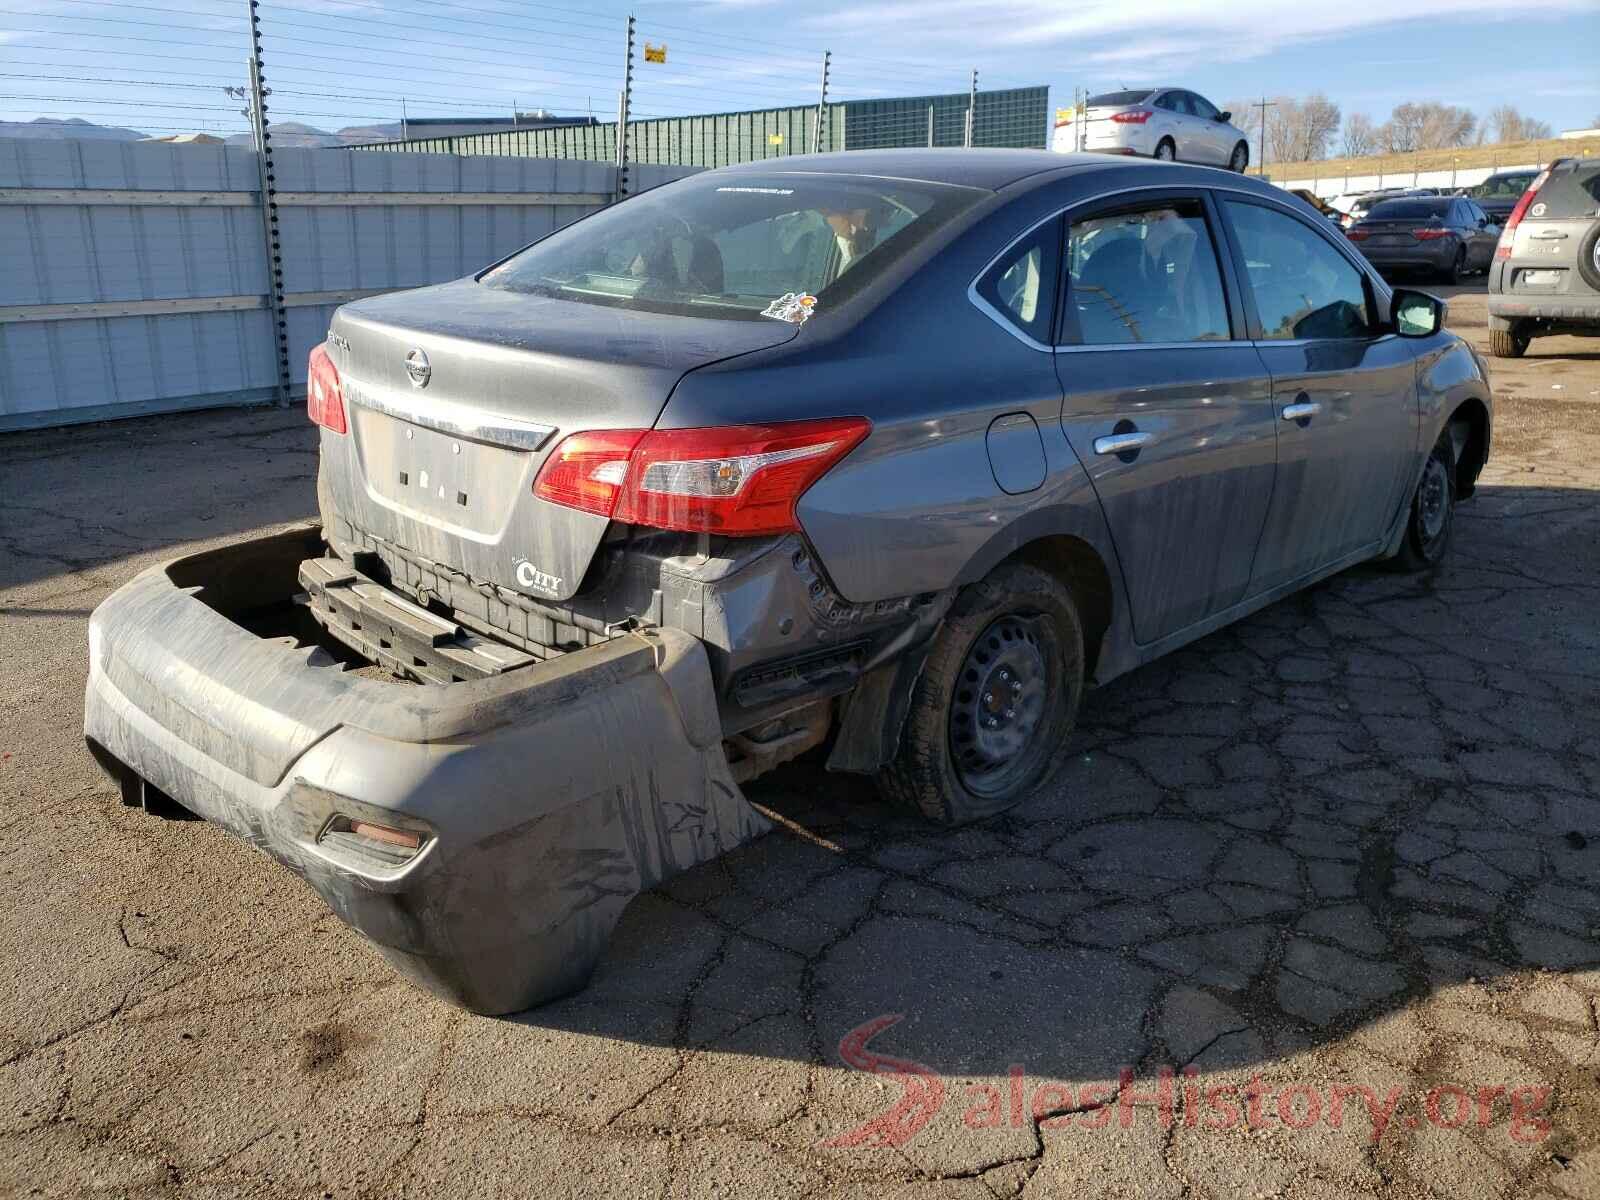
<box><xmin>86</xmin><ymin>151</ymin><xmax>1493</xmax><ymax>1013</ymax></box>
<box><xmin>1346</xmin><ymin>195</ymin><xmax>1500</xmax><ymax>281</ymax></box>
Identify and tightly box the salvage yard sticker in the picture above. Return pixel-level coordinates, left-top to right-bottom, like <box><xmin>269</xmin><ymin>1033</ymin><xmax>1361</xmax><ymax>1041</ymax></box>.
<box><xmin>761</xmin><ymin>292</ymin><xmax>817</xmax><ymax>324</ymax></box>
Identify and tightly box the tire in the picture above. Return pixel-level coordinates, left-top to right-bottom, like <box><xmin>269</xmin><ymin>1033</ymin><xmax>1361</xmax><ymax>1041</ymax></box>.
<box><xmin>1578</xmin><ymin>223</ymin><xmax>1600</xmax><ymax>292</ymax></box>
<box><xmin>1447</xmin><ymin>245</ymin><xmax>1468</xmax><ymax>285</ymax></box>
<box><xmin>1228</xmin><ymin>142</ymin><xmax>1249</xmax><ymax>173</ymax></box>
<box><xmin>1392</xmin><ymin>432</ymin><xmax>1456</xmax><ymax>571</ymax></box>
<box><xmin>1489</xmin><ymin>322</ymin><xmax>1529</xmax><ymax>357</ymax></box>
<box><xmin>876</xmin><ymin>562</ymin><xmax>1084</xmax><ymax>825</ymax></box>
<box><xmin>1154</xmin><ymin>138</ymin><xmax>1176</xmax><ymax>163</ymax></box>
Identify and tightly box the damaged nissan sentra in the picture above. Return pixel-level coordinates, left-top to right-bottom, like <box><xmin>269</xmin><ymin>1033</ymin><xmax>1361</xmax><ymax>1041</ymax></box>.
<box><xmin>85</xmin><ymin>150</ymin><xmax>1492</xmax><ymax>1014</ymax></box>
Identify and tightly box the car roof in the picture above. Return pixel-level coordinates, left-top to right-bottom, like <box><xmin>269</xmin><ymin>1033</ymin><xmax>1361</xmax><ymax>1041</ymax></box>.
<box><xmin>709</xmin><ymin>148</ymin><xmax>1258</xmax><ymax>193</ymax></box>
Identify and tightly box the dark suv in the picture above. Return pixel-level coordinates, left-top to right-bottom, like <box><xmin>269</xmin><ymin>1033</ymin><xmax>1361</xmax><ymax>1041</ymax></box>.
<box><xmin>1488</xmin><ymin>158</ymin><xmax>1600</xmax><ymax>356</ymax></box>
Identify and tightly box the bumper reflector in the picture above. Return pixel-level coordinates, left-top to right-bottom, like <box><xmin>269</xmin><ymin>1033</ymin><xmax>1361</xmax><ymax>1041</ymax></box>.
<box><xmin>349</xmin><ymin>819</ymin><xmax>423</xmax><ymax>851</ymax></box>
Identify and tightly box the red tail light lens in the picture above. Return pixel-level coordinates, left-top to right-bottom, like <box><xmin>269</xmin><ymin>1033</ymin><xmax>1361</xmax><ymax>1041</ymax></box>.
<box><xmin>533</xmin><ymin>417</ymin><xmax>871</xmax><ymax>535</ymax></box>
<box><xmin>533</xmin><ymin>428</ymin><xmax>646</xmax><ymax>517</ymax></box>
<box><xmin>307</xmin><ymin>344</ymin><xmax>347</xmax><ymax>435</ymax></box>
<box><xmin>1496</xmin><ymin>170</ymin><xmax>1549</xmax><ymax>260</ymax></box>
<box><xmin>1110</xmin><ymin>109</ymin><xmax>1153</xmax><ymax>124</ymax></box>
<box><xmin>1413</xmin><ymin>228</ymin><xmax>1453</xmax><ymax>241</ymax></box>
<box><xmin>1345</xmin><ymin>228</ymin><xmax>1371</xmax><ymax>241</ymax></box>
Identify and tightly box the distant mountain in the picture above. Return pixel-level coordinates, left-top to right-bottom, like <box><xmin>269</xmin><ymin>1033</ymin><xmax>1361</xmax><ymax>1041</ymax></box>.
<box><xmin>0</xmin><ymin>116</ymin><xmax>404</xmax><ymax>147</ymax></box>
<box><xmin>0</xmin><ymin>117</ymin><xmax>148</xmax><ymax>142</ymax></box>
<box><xmin>222</xmin><ymin>121</ymin><xmax>404</xmax><ymax>149</ymax></box>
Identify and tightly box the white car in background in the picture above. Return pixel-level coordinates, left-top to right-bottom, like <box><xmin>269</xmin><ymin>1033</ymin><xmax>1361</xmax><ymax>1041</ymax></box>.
<box><xmin>1079</xmin><ymin>87</ymin><xmax>1251</xmax><ymax>172</ymax></box>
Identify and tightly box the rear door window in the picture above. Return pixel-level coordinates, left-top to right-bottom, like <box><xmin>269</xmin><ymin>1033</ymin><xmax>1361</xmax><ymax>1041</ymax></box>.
<box><xmin>1224</xmin><ymin>201</ymin><xmax>1371</xmax><ymax>340</ymax></box>
<box><xmin>1061</xmin><ymin>198</ymin><xmax>1232</xmax><ymax>345</ymax></box>
<box><xmin>1529</xmin><ymin>164</ymin><xmax>1600</xmax><ymax>219</ymax></box>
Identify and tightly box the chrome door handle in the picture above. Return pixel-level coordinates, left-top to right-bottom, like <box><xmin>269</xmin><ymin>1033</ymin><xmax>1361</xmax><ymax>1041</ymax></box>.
<box><xmin>1094</xmin><ymin>431</ymin><xmax>1154</xmax><ymax>456</ymax></box>
<box><xmin>1281</xmin><ymin>402</ymin><xmax>1321</xmax><ymax>421</ymax></box>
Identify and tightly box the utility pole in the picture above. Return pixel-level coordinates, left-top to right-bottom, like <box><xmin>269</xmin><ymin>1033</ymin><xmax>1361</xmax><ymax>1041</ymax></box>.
<box><xmin>1253</xmin><ymin>97</ymin><xmax>1277</xmax><ymax>179</ymax></box>
<box><xmin>964</xmin><ymin>68</ymin><xmax>978</xmax><ymax>148</ymax></box>
<box><xmin>615</xmin><ymin>14</ymin><xmax>634</xmax><ymax>199</ymax></box>
<box><xmin>812</xmin><ymin>50</ymin><xmax>830</xmax><ymax>154</ymax></box>
<box><xmin>927</xmin><ymin>102</ymin><xmax>934</xmax><ymax>148</ymax></box>
<box><xmin>401</xmin><ymin>97</ymin><xmax>408</xmax><ymax>142</ymax></box>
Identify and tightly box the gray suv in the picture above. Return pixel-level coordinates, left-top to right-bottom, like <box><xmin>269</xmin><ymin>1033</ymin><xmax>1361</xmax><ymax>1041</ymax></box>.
<box><xmin>85</xmin><ymin>151</ymin><xmax>1493</xmax><ymax>1014</ymax></box>
<box><xmin>1487</xmin><ymin>157</ymin><xmax>1600</xmax><ymax>356</ymax></box>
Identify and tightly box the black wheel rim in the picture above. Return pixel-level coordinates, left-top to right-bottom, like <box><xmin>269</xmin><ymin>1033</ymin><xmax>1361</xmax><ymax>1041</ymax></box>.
<box><xmin>1417</xmin><ymin>455</ymin><xmax>1450</xmax><ymax>544</ymax></box>
<box><xmin>948</xmin><ymin>614</ymin><xmax>1054</xmax><ymax>798</ymax></box>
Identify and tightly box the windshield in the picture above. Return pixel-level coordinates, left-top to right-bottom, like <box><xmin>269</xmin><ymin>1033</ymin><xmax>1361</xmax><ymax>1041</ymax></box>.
<box><xmin>1367</xmin><ymin>199</ymin><xmax>1452</xmax><ymax>220</ymax></box>
<box><xmin>481</xmin><ymin>173</ymin><xmax>984</xmax><ymax>322</ymax></box>
<box><xmin>1469</xmin><ymin>172</ymin><xmax>1537</xmax><ymax>199</ymax></box>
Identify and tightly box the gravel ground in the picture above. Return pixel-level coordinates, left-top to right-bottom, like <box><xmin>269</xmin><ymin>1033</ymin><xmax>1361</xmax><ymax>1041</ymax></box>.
<box><xmin>1</xmin><ymin>282</ymin><xmax>1597</xmax><ymax>1199</ymax></box>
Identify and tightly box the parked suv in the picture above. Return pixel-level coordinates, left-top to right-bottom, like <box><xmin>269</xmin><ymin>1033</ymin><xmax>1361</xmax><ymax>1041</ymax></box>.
<box><xmin>1488</xmin><ymin>158</ymin><xmax>1600</xmax><ymax>356</ymax></box>
<box><xmin>1464</xmin><ymin>169</ymin><xmax>1542</xmax><ymax>224</ymax></box>
<box><xmin>1079</xmin><ymin>88</ymin><xmax>1250</xmax><ymax>171</ymax></box>
<box><xmin>85</xmin><ymin>152</ymin><xmax>1492</xmax><ymax>1015</ymax></box>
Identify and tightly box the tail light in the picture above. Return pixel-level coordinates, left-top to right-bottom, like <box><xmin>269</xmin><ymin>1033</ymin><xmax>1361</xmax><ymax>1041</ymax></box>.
<box><xmin>307</xmin><ymin>344</ymin><xmax>347</xmax><ymax>435</ymax></box>
<box><xmin>1413</xmin><ymin>228</ymin><xmax>1453</xmax><ymax>241</ymax></box>
<box><xmin>1346</xmin><ymin>229</ymin><xmax>1371</xmax><ymax>241</ymax></box>
<box><xmin>1495</xmin><ymin>170</ymin><xmax>1549</xmax><ymax>260</ymax></box>
<box><xmin>1110</xmin><ymin>109</ymin><xmax>1152</xmax><ymax>124</ymax></box>
<box><xmin>534</xmin><ymin>417</ymin><xmax>870</xmax><ymax>536</ymax></box>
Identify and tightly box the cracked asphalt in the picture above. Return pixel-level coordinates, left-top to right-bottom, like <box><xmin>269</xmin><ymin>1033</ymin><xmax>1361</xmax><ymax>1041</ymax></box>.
<box><xmin>2</xmin><ymin>283</ymin><xmax>1597</xmax><ymax>1199</ymax></box>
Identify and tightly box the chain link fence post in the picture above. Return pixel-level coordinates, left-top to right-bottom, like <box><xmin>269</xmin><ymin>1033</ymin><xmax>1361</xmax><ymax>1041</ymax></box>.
<box><xmin>245</xmin><ymin>1</ymin><xmax>289</xmax><ymax>406</ymax></box>
<box><xmin>615</xmin><ymin>14</ymin><xmax>634</xmax><ymax>199</ymax></box>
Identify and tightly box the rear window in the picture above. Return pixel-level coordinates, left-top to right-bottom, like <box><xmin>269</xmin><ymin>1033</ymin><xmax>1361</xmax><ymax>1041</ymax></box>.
<box><xmin>1087</xmin><ymin>90</ymin><xmax>1153</xmax><ymax>107</ymax></box>
<box><xmin>1469</xmin><ymin>172</ymin><xmax>1537</xmax><ymax>199</ymax></box>
<box><xmin>481</xmin><ymin>173</ymin><xmax>983</xmax><ymax>321</ymax></box>
<box><xmin>1530</xmin><ymin>164</ymin><xmax>1600</xmax><ymax>220</ymax></box>
<box><xmin>1367</xmin><ymin>199</ymin><xmax>1451</xmax><ymax>220</ymax></box>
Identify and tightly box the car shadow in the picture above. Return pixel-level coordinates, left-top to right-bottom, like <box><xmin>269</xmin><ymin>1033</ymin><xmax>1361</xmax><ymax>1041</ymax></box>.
<box><xmin>516</xmin><ymin>482</ymin><xmax>1599</xmax><ymax>1095</ymax></box>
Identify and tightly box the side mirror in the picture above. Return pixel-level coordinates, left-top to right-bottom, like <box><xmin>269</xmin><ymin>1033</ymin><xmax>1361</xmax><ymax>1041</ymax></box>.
<box><xmin>1216</xmin><ymin>111</ymin><xmax>1232</xmax><ymax>123</ymax></box>
<box><xmin>1393</xmin><ymin>289</ymin><xmax>1445</xmax><ymax>338</ymax></box>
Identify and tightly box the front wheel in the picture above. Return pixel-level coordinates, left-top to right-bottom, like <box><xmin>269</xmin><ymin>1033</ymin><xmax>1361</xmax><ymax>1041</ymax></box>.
<box><xmin>1228</xmin><ymin>142</ymin><xmax>1249</xmax><ymax>173</ymax></box>
<box><xmin>877</xmin><ymin>562</ymin><xmax>1084</xmax><ymax>825</ymax></box>
<box><xmin>1154</xmin><ymin>138</ymin><xmax>1176</xmax><ymax>162</ymax></box>
<box><xmin>1392</xmin><ymin>433</ymin><xmax>1456</xmax><ymax>571</ymax></box>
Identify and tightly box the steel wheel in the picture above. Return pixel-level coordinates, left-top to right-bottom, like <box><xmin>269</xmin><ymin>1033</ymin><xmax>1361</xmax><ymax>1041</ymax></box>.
<box><xmin>1416</xmin><ymin>454</ymin><xmax>1450</xmax><ymax>545</ymax></box>
<box><xmin>948</xmin><ymin>614</ymin><xmax>1053</xmax><ymax>799</ymax></box>
<box><xmin>1154</xmin><ymin>139</ymin><xmax>1175</xmax><ymax>162</ymax></box>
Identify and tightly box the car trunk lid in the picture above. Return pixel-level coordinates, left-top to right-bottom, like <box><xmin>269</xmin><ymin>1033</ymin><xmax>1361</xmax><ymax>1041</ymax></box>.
<box><xmin>323</xmin><ymin>277</ymin><xmax>800</xmax><ymax>603</ymax></box>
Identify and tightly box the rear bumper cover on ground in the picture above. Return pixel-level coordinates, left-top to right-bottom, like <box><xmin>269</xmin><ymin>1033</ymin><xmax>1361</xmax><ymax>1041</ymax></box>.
<box><xmin>83</xmin><ymin>527</ymin><xmax>769</xmax><ymax>1015</ymax></box>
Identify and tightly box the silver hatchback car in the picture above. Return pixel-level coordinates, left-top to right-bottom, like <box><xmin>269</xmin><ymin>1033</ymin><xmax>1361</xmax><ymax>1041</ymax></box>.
<box><xmin>1079</xmin><ymin>87</ymin><xmax>1251</xmax><ymax>172</ymax></box>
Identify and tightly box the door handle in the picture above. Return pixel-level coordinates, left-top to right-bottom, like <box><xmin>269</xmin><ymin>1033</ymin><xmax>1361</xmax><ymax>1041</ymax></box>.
<box><xmin>1528</xmin><ymin>231</ymin><xmax>1568</xmax><ymax>240</ymax></box>
<box><xmin>1094</xmin><ymin>431</ymin><xmax>1154</xmax><ymax>456</ymax></box>
<box><xmin>1281</xmin><ymin>401</ymin><xmax>1321</xmax><ymax>422</ymax></box>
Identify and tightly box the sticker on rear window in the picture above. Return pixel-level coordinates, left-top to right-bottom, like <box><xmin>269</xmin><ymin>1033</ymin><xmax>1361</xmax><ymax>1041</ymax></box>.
<box><xmin>761</xmin><ymin>292</ymin><xmax>817</xmax><ymax>325</ymax></box>
<box><xmin>1530</xmin><ymin>202</ymin><xmax>1547</xmax><ymax>217</ymax></box>
<box><xmin>717</xmin><ymin>186</ymin><xmax>795</xmax><ymax>195</ymax></box>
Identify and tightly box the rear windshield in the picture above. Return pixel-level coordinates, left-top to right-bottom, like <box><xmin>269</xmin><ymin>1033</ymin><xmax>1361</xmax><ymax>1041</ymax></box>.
<box><xmin>1530</xmin><ymin>164</ymin><xmax>1600</xmax><ymax>220</ymax></box>
<box><xmin>1469</xmin><ymin>172</ymin><xmax>1537</xmax><ymax>199</ymax></box>
<box><xmin>1367</xmin><ymin>199</ymin><xmax>1452</xmax><ymax>220</ymax></box>
<box><xmin>1087</xmin><ymin>90</ymin><xmax>1153</xmax><ymax>107</ymax></box>
<box><xmin>481</xmin><ymin>173</ymin><xmax>983</xmax><ymax>321</ymax></box>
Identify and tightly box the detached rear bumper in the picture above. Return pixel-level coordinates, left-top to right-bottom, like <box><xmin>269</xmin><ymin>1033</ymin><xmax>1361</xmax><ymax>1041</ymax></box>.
<box><xmin>84</xmin><ymin>526</ymin><xmax>768</xmax><ymax>1015</ymax></box>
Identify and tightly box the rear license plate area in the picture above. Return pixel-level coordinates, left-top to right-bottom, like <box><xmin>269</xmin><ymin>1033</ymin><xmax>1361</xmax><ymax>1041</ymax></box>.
<box><xmin>1517</xmin><ymin>269</ymin><xmax>1565</xmax><ymax>288</ymax></box>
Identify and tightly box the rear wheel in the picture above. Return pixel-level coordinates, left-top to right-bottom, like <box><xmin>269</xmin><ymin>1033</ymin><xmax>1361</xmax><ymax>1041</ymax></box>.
<box><xmin>1393</xmin><ymin>432</ymin><xmax>1456</xmax><ymax>571</ymax></box>
<box><xmin>1228</xmin><ymin>142</ymin><xmax>1249</xmax><ymax>173</ymax></box>
<box><xmin>1489</xmin><ymin>321</ymin><xmax>1530</xmax><ymax>357</ymax></box>
<box><xmin>877</xmin><ymin>562</ymin><xmax>1084</xmax><ymax>825</ymax></box>
<box><xmin>1154</xmin><ymin>138</ymin><xmax>1176</xmax><ymax>162</ymax></box>
<box><xmin>1447</xmin><ymin>245</ymin><xmax>1468</xmax><ymax>285</ymax></box>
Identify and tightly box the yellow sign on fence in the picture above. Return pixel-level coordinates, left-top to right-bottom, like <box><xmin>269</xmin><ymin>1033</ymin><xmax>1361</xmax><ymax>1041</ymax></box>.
<box><xmin>643</xmin><ymin>43</ymin><xmax>666</xmax><ymax>63</ymax></box>
<box><xmin>768</xmin><ymin>133</ymin><xmax>784</xmax><ymax>146</ymax></box>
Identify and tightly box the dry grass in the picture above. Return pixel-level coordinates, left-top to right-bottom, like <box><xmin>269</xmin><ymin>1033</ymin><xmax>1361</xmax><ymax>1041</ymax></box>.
<box><xmin>1250</xmin><ymin>134</ymin><xmax>1600</xmax><ymax>183</ymax></box>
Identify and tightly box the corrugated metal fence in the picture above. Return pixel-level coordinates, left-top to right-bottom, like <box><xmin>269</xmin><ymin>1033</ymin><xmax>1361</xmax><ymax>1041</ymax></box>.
<box><xmin>0</xmin><ymin>138</ymin><xmax>696</xmax><ymax>431</ymax></box>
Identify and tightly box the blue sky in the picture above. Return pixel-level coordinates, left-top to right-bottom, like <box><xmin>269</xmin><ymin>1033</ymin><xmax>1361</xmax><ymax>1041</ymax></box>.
<box><xmin>1</xmin><ymin>0</ymin><xmax>1596</xmax><ymax>140</ymax></box>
